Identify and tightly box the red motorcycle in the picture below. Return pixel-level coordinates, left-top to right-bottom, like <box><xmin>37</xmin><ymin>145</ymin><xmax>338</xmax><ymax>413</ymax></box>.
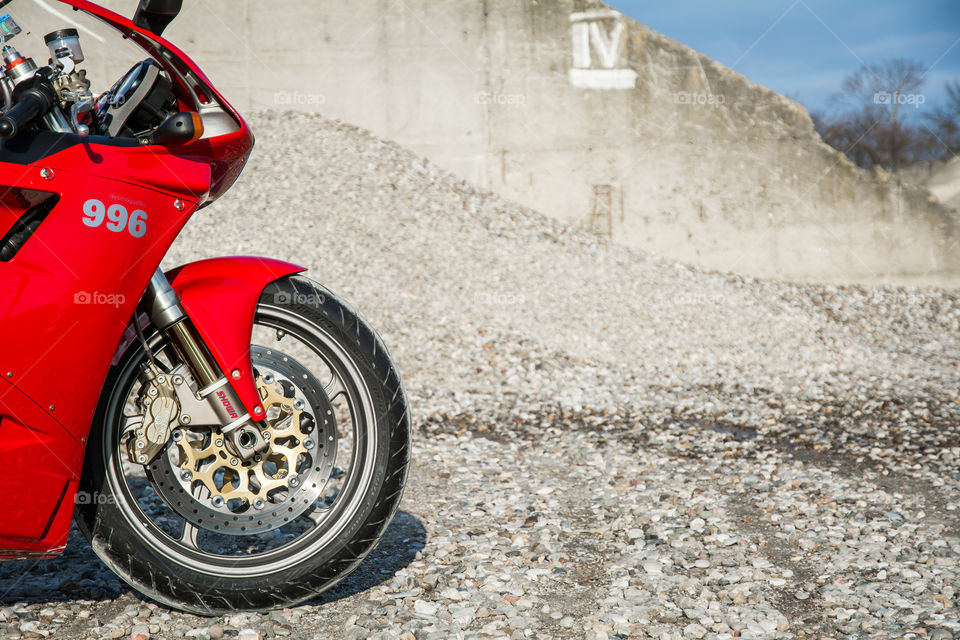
<box><xmin>0</xmin><ymin>0</ymin><xmax>410</xmax><ymax>613</ymax></box>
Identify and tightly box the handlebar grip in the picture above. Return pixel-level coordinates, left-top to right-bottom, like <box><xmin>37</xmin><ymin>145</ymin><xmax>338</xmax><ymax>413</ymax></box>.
<box><xmin>0</xmin><ymin>86</ymin><xmax>55</xmax><ymax>139</ymax></box>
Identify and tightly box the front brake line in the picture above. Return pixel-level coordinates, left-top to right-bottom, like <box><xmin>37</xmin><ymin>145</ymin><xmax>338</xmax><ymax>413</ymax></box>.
<box><xmin>134</xmin><ymin>312</ymin><xmax>157</xmax><ymax>367</ymax></box>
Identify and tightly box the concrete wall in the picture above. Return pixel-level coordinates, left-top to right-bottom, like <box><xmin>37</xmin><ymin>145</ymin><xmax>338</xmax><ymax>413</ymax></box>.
<box><xmin>903</xmin><ymin>157</ymin><xmax>960</xmax><ymax>211</ymax></box>
<box><xmin>14</xmin><ymin>0</ymin><xmax>960</xmax><ymax>285</ymax></box>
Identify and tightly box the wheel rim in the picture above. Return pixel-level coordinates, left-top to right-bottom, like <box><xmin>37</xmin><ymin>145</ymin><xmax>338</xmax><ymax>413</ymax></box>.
<box><xmin>102</xmin><ymin>304</ymin><xmax>379</xmax><ymax>577</ymax></box>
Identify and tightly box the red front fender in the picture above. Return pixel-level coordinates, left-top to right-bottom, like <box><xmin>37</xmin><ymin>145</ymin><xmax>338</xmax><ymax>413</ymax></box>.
<box><xmin>166</xmin><ymin>257</ymin><xmax>306</xmax><ymax>419</ymax></box>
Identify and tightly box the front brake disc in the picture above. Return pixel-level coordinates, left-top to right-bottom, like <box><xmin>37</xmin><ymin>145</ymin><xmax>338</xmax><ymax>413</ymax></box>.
<box><xmin>147</xmin><ymin>346</ymin><xmax>337</xmax><ymax>535</ymax></box>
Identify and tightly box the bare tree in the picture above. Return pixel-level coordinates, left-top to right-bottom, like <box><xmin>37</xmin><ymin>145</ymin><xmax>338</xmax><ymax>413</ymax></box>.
<box><xmin>814</xmin><ymin>59</ymin><xmax>939</xmax><ymax>171</ymax></box>
<box><xmin>812</xmin><ymin>109</ymin><xmax>886</xmax><ymax>168</ymax></box>
<box><xmin>925</xmin><ymin>80</ymin><xmax>960</xmax><ymax>155</ymax></box>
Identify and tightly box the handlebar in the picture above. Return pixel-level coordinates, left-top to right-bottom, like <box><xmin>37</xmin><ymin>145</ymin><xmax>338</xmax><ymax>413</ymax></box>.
<box><xmin>0</xmin><ymin>76</ymin><xmax>57</xmax><ymax>139</ymax></box>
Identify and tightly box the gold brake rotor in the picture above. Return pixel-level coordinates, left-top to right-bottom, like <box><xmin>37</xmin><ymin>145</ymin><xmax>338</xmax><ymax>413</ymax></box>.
<box><xmin>173</xmin><ymin>375</ymin><xmax>309</xmax><ymax>504</ymax></box>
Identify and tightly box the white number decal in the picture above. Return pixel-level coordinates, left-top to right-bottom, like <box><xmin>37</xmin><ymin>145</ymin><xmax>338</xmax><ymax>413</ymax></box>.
<box><xmin>128</xmin><ymin>209</ymin><xmax>148</xmax><ymax>238</ymax></box>
<box><xmin>105</xmin><ymin>204</ymin><xmax>127</xmax><ymax>232</ymax></box>
<box><xmin>82</xmin><ymin>199</ymin><xmax>105</xmax><ymax>227</ymax></box>
<box><xmin>82</xmin><ymin>199</ymin><xmax>148</xmax><ymax>238</ymax></box>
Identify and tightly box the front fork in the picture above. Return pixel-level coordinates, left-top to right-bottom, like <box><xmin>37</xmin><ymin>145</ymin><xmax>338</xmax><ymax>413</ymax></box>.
<box><xmin>140</xmin><ymin>268</ymin><xmax>268</xmax><ymax>460</ymax></box>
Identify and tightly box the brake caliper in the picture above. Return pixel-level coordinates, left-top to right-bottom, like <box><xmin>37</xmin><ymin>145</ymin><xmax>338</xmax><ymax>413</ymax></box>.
<box><xmin>126</xmin><ymin>362</ymin><xmax>180</xmax><ymax>464</ymax></box>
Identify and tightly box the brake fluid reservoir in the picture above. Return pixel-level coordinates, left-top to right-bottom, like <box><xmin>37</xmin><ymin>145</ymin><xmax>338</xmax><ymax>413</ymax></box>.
<box><xmin>0</xmin><ymin>14</ymin><xmax>21</xmax><ymax>43</ymax></box>
<box><xmin>44</xmin><ymin>28</ymin><xmax>84</xmax><ymax>63</ymax></box>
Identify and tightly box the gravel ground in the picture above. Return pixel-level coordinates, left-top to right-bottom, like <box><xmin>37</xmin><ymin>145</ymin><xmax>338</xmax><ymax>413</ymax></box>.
<box><xmin>1</xmin><ymin>111</ymin><xmax>958</xmax><ymax>639</ymax></box>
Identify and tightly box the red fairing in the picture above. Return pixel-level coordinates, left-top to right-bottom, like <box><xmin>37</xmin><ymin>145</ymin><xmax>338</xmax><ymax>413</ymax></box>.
<box><xmin>167</xmin><ymin>257</ymin><xmax>306</xmax><ymax>420</ymax></box>
<box><xmin>0</xmin><ymin>2</ymin><xmax>264</xmax><ymax>556</ymax></box>
<box><xmin>60</xmin><ymin>0</ymin><xmax>255</xmax><ymax>204</ymax></box>
<box><xmin>0</xmin><ymin>160</ymin><xmax>201</xmax><ymax>552</ymax></box>
<box><xmin>0</xmin><ymin>378</ymin><xmax>80</xmax><ymax>554</ymax></box>
<box><xmin>0</xmin><ymin>158</ymin><xmax>204</xmax><ymax>443</ymax></box>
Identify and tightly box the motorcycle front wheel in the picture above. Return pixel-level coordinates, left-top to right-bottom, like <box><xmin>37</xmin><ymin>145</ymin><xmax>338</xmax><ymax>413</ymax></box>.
<box><xmin>75</xmin><ymin>275</ymin><xmax>411</xmax><ymax>614</ymax></box>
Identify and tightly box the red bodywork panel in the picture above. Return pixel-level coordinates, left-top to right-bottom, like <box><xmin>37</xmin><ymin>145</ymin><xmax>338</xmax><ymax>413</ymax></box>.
<box><xmin>168</xmin><ymin>257</ymin><xmax>306</xmax><ymax>417</ymax></box>
<box><xmin>0</xmin><ymin>378</ymin><xmax>80</xmax><ymax>554</ymax></box>
<box><xmin>0</xmin><ymin>2</ymin><xmax>293</xmax><ymax>556</ymax></box>
<box><xmin>0</xmin><ymin>159</ymin><xmax>203</xmax><ymax>442</ymax></box>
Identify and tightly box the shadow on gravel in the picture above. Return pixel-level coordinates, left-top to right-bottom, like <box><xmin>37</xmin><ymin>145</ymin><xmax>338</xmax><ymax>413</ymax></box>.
<box><xmin>0</xmin><ymin>527</ymin><xmax>125</xmax><ymax>606</ymax></box>
<box><xmin>0</xmin><ymin>510</ymin><xmax>426</xmax><ymax>608</ymax></box>
<box><xmin>312</xmin><ymin>510</ymin><xmax>427</xmax><ymax>605</ymax></box>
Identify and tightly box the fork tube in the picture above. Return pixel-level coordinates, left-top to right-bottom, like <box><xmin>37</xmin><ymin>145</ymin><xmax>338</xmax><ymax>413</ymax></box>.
<box><xmin>144</xmin><ymin>268</ymin><xmax>221</xmax><ymax>388</ymax></box>
<box><xmin>166</xmin><ymin>321</ymin><xmax>220</xmax><ymax>388</ymax></box>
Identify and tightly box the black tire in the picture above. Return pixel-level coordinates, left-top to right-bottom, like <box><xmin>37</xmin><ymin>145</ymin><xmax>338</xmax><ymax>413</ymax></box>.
<box><xmin>75</xmin><ymin>275</ymin><xmax>411</xmax><ymax>614</ymax></box>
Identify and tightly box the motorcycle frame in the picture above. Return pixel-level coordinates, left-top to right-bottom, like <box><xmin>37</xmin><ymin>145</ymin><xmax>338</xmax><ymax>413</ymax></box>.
<box><xmin>0</xmin><ymin>0</ymin><xmax>304</xmax><ymax>556</ymax></box>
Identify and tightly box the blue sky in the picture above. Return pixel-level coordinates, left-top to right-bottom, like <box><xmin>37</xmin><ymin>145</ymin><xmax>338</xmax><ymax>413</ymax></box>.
<box><xmin>605</xmin><ymin>0</ymin><xmax>960</xmax><ymax>116</ymax></box>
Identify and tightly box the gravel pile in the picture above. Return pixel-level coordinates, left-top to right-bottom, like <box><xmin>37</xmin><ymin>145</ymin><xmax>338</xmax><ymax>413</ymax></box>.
<box><xmin>1</xmin><ymin>111</ymin><xmax>957</xmax><ymax>639</ymax></box>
